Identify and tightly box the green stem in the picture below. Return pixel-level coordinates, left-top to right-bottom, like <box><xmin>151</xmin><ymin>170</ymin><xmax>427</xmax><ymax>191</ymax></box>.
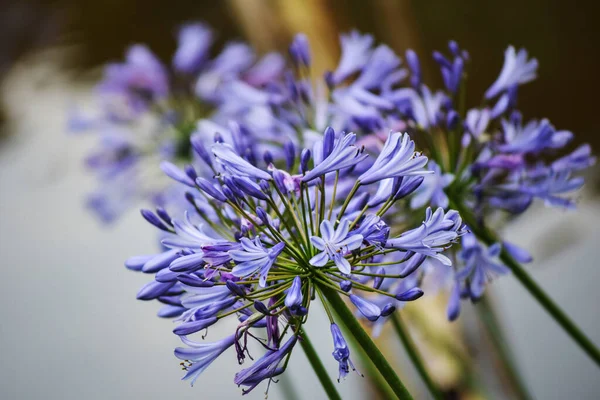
<box><xmin>390</xmin><ymin>314</ymin><xmax>442</xmax><ymax>400</ymax></box>
<box><xmin>320</xmin><ymin>286</ymin><xmax>414</xmax><ymax>399</ymax></box>
<box><xmin>300</xmin><ymin>328</ymin><xmax>342</xmax><ymax>400</ymax></box>
<box><xmin>335</xmin><ymin>182</ymin><xmax>360</xmax><ymax>226</ymax></box>
<box><xmin>478</xmin><ymin>295</ymin><xmax>534</xmax><ymax>400</ymax></box>
<box><xmin>451</xmin><ymin>198</ymin><xmax>600</xmax><ymax>367</ymax></box>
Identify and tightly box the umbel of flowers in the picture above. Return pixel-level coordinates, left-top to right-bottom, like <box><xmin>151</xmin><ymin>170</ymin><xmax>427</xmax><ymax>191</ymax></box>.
<box><xmin>128</xmin><ymin>128</ymin><xmax>466</xmax><ymax>394</ymax></box>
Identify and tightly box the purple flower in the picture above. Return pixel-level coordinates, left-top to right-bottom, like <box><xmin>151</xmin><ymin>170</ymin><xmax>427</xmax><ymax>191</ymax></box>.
<box><xmin>498</xmin><ymin>118</ymin><xmax>573</xmax><ymax>155</ymax></box>
<box><xmin>326</xmin><ymin>31</ymin><xmax>374</xmax><ymax>85</ymax></box>
<box><xmin>394</xmin><ymin>176</ymin><xmax>426</xmax><ymax>201</ymax></box>
<box><xmin>332</xmin><ymin>89</ymin><xmax>387</xmax><ymax>128</ymax></box>
<box><xmin>161</xmin><ymin>211</ymin><xmax>223</xmax><ymax>250</ymax></box>
<box><xmin>434</xmin><ymin>42</ymin><xmax>466</xmax><ymax>94</ymax></box>
<box><xmin>269</xmin><ymin>165</ymin><xmax>302</xmax><ymax>195</ymax></box>
<box><xmin>160</xmin><ymin>161</ymin><xmax>196</xmax><ymax>187</ymax></box>
<box><xmin>351</xmin><ymin>214</ymin><xmax>389</xmax><ymax>247</ymax></box>
<box><xmin>140</xmin><ymin>209</ymin><xmax>171</xmax><ymax>231</ymax></box>
<box><xmin>340</xmin><ymin>280</ymin><xmax>353</xmax><ymax>292</ymax></box>
<box><xmin>141</xmin><ymin>249</ymin><xmax>180</xmax><ymax>273</ymax></box>
<box><xmin>195</xmin><ymin>177</ymin><xmax>227</xmax><ymax>202</ymax></box>
<box><xmin>413</xmin><ymin>85</ymin><xmax>446</xmax><ymax>128</ymax></box>
<box><xmin>353</xmin><ymin>45</ymin><xmax>402</xmax><ymax>90</ymax></box>
<box><xmin>330</xmin><ymin>323</ymin><xmax>357</xmax><ymax>381</ymax></box>
<box><xmin>212</xmin><ymin>142</ymin><xmax>272</xmax><ymax>181</ymax></box>
<box><xmin>490</xmin><ymin>92</ymin><xmax>511</xmax><ymax>118</ymax></box>
<box><xmin>229</xmin><ymin>238</ymin><xmax>285</xmax><ymax>287</ymax></box>
<box><xmin>350</xmin><ymin>294</ymin><xmax>382</xmax><ymax>321</ymax></box>
<box><xmin>503</xmin><ymin>241</ymin><xmax>533</xmax><ymax>263</ymax></box>
<box><xmin>302</xmin><ymin>130</ymin><xmax>368</xmax><ymax>182</ymax></box>
<box><xmin>358</xmin><ymin>132</ymin><xmax>430</xmax><ymax>185</ymax></box>
<box><xmin>524</xmin><ymin>169</ymin><xmax>584</xmax><ymax>209</ymax></box>
<box><xmin>485</xmin><ymin>46</ymin><xmax>538</xmax><ymax>99</ymax></box>
<box><xmin>386</xmin><ymin>207</ymin><xmax>465</xmax><ymax>266</ymax></box>
<box><xmin>284</xmin><ymin>276</ymin><xmax>304</xmax><ymax>313</ymax></box>
<box><xmin>99</xmin><ymin>45</ymin><xmax>168</xmax><ymax>112</ymax></box>
<box><xmin>231</xmin><ymin>176</ymin><xmax>268</xmax><ymax>201</ymax></box>
<box><xmin>180</xmin><ymin>285</ymin><xmax>234</xmax><ymax>309</ymax></box>
<box><xmin>234</xmin><ymin>335</ymin><xmax>297</xmax><ymax>394</ymax></box>
<box><xmin>484</xmin><ymin>166</ymin><xmax>585</xmax><ymax>212</ymax></box>
<box><xmin>244</xmin><ymin>52</ymin><xmax>285</xmax><ymax>86</ymax></box>
<box><xmin>191</xmin><ymin>297</ymin><xmax>239</xmax><ymax>321</ymax></box>
<box><xmin>169</xmin><ymin>251</ymin><xmax>206</xmax><ymax>273</ymax></box>
<box><xmin>405</xmin><ymin>49</ymin><xmax>421</xmax><ymax>88</ymax></box>
<box><xmin>136</xmin><ymin>280</ymin><xmax>176</xmax><ymax>300</ymax></box>
<box><xmin>395</xmin><ymin>287</ymin><xmax>424</xmax><ymax>301</ymax></box>
<box><xmin>552</xmin><ymin>144</ymin><xmax>596</xmax><ymax>172</ymax></box>
<box><xmin>173</xmin><ymin>23</ymin><xmax>213</xmax><ymax>73</ymax></box>
<box><xmin>173</xmin><ymin>316</ymin><xmax>218</xmax><ymax>336</ymax></box>
<box><xmin>446</xmin><ymin>280</ymin><xmax>462</xmax><ymax>321</ymax></box>
<box><xmin>310</xmin><ymin>219</ymin><xmax>363</xmax><ymax>274</ymax></box>
<box><xmin>289</xmin><ymin>33</ymin><xmax>311</xmax><ymax>67</ymax></box>
<box><xmin>456</xmin><ymin>234</ymin><xmax>509</xmax><ymax>298</ymax></box>
<box><xmin>174</xmin><ymin>334</ymin><xmax>236</xmax><ymax>386</ymax></box>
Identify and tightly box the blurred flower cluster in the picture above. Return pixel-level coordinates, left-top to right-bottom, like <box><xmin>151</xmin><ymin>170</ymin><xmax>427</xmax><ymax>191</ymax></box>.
<box><xmin>70</xmin><ymin>23</ymin><xmax>285</xmax><ymax>222</ymax></box>
<box><xmin>75</xmin><ymin>23</ymin><xmax>594</xmax><ymax>395</ymax></box>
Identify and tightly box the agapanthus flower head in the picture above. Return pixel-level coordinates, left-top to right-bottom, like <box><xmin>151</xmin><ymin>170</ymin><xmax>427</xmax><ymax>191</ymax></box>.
<box><xmin>72</xmin><ymin>22</ymin><xmax>285</xmax><ymax>223</ymax></box>
<box><xmin>471</xmin><ymin>112</ymin><xmax>591</xmax><ymax>214</ymax></box>
<box><xmin>378</xmin><ymin>40</ymin><xmax>595</xmax><ymax>222</ymax></box>
<box><xmin>125</xmin><ymin>124</ymin><xmax>462</xmax><ymax>393</ymax></box>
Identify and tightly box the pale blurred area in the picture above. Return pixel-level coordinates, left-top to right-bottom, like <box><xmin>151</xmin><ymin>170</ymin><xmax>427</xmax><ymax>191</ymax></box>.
<box><xmin>1</xmin><ymin>1</ymin><xmax>600</xmax><ymax>399</ymax></box>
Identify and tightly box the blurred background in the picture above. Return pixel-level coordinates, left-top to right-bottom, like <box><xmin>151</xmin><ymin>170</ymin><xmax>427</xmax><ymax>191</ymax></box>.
<box><xmin>1</xmin><ymin>1</ymin><xmax>599</xmax><ymax>399</ymax></box>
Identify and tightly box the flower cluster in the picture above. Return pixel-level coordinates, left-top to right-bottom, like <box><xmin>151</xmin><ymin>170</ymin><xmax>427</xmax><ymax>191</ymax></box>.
<box><xmin>101</xmin><ymin>25</ymin><xmax>597</xmax><ymax>394</ymax></box>
<box><xmin>126</xmin><ymin>127</ymin><xmax>465</xmax><ymax>393</ymax></box>
<box><xmin>381</xmin><ymin>40</ymin><xmax>594</xmax><ymax>314</ymax></box>
<box><xmin>71</xmin><ymin>23</ymin><xmax>285</xmax><ymax>222</ymax></box>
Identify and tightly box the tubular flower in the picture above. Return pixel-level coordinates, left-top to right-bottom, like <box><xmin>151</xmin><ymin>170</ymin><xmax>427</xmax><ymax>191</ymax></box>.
<box><xmin>485</xmin><ymin>46</ymin><xmax>538</xmax><ymax>99</ymax></box>
<box><xmin>330</xmin><ymin>323</ymin><xmax>358</xmax><ymax>381</ymax></box>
